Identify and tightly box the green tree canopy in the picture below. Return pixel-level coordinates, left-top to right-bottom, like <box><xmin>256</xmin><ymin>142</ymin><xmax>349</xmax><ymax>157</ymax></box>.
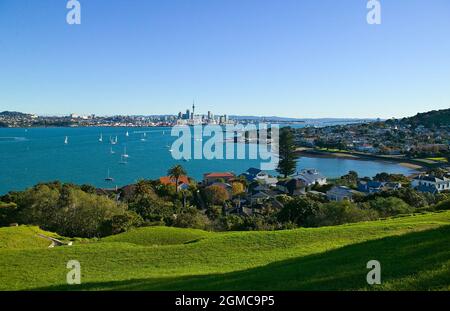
<box><xmin>276</xmin><ymin>127</ymin><xmax>299</xmax><ymax>178</ymax></box>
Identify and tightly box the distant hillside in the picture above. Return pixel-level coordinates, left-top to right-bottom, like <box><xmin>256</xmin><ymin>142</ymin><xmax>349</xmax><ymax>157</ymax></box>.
<box><xmin>400</xmin><ymin>108</ymin><xmax>450</xmax><ymax>128</ymax></box>
<box><xmin>0</xmin><ymin>111</ymin><xmax>31</xmax><ymax>117</ymax></box>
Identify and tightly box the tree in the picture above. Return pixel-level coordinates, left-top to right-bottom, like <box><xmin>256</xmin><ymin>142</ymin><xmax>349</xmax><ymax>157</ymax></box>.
<box><xmin>0</xmin><ymin>202</ymin><xmax>17</xmax><ymax>226</ymax></box>
<box><xmin>173</xmin><ymin>207</ymin><xmax>211</xmax><ymax>230</ymax></box>
<box><xmin>374</xmin><ymin>172</ymin><xmax>410</xmax><ymax>184</ymax></box>
<box><xmin>336</xmin><ymin>171</ymin><xmax>359</xmax><ymax>187</ymax></box>
<box><xmin>276</xmin><ymin>127</ymin><xmax>299</xmax><ymax>178</ymax></box>
<box><xmin>277</xmin><ymin>196</ymin><xmax>320</xmax><ymax>227</ymax></box>
<box><xmin>435</xmin><ymin>199</ymin><xmax>450</xmax><ymax>211</ymax></box>
<box><xmin>134</xmin><ymin>179</ymin><xmax>154</xmax><ymax>196</ymax></box>
<box><xmin>99</xmin><ymin>211</ymin><xmax>143</xmax><ymax>236</ymax></box>
<box><xmin>16</xmin><ymin>185</ymin><xmax>129</xmax><ymax>238</ymax></box>
<box><xmin>310</xmin><ymin>201</ymin><xmax>378</xmax><ymax>227</ymax></box>
<box><xmin>167</xmin><ymin>165</ymin><xmax>187</xmax><ymax>194</ymax></box>
<box><xmin>231</xmin><ymin>182</ymin><xmax>245</xmax><ymax>197</ymax></box>
<box><xmin>368</xmin><ymin>197</ymin><xmax>413</xmax><ymax>217</ymax></box>
<box><xmin>203</xmin><ymin>185</ymin><xmax>229</xmax><ymax>206</ymax></box>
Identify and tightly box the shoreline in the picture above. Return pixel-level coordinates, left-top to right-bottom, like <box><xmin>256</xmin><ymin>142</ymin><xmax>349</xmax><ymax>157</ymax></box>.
<box><xmin>296</xmin><ymin>148</ymin><xmax>426</xmax><ymax>172</ymax></box>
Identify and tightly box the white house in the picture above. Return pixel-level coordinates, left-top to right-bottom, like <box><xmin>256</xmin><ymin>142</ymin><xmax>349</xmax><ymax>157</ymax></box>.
<box><xmin>411</xmin><ymin>175</ymin><xmax>450</xmax><ymax>193</ymax></box>
<box><xmin>327</xmin><ymin>186</ymin><xmax>358</xmax><ymax>202</ymax></box>
<box><xmin>242</xmin><ymin>168</ymin><xmax>278</xmax><ymax>187</ymax></box>
<box><xmin>293</xmin><ymin>169</ymin><xmax>327</xmax><ymax>187</ymax></box>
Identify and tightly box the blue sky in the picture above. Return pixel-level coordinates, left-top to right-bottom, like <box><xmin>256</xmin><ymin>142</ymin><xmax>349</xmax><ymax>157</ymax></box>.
<box><xmin>0</xmin><ymin>0</ymin><xmax>449</xmax><ymax>118</ymax></box>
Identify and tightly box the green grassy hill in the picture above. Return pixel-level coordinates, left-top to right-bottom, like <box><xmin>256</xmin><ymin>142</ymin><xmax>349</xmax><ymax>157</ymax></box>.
<box><xmin>0</xmin><ymin>211</ymin><xmax>449</xmax><ymax>291</ymax></box>
<box><xmin>0</xmin><ymin>226</ymin><xmax>61</xmax><ymax>250</ymax></box>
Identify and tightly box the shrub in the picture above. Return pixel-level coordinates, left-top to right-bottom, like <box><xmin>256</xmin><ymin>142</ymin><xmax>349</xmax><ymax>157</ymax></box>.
<box><xmin>99</xmin><ymin>211</ymin><xmax>143</xmax><ymax>236</ymax></box>
<box><xmin>309</xmin><ymin>201</ymin><xmax>379</xmax><ymax>227</ymax></box>
<box><xmin>368</xmin><ymin>197</ymin><xmax>413</xmax><ymax>217</ymax></box>
<box><xmin>0</xmin><ymin>202</ymin><xmax>18</xmax><ymax>226</ymax></box>
<box><xmin>434</xmin><ymin>199</ymin><xmax>450</xmax><ymax>211</ymax></box>
<box><xmin>277</xmin><ymin>196</ymin><xmax>321</xmax><ymax>227</ymax></box>
<box><xmin>173</xmin><ymin>207</ymin><xmax>211</xmax><ymax>230</ymax></box>
<box><xmin>16</xmin><ymin>185</ymin><xmax>130</xmax><ymax>238</ymax></box>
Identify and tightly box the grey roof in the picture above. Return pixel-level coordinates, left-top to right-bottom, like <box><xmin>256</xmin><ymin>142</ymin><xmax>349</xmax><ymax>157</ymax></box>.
<box><xmin>294</xmin><ymin>169</ymin><xmax>326</xmax><ymax>184</ymax></box>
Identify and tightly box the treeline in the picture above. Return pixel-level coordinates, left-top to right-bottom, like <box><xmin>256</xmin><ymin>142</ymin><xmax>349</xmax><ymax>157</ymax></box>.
<box><xmin>1</xmin><ymin>177</ymin><xmax>450</xmax><ymax>238</ymax></box>
<box><xmin>0</xmin><ymin>182</ymin><xmax>141</xmax><ymax>237</ymax></box>
<box><xmin>397</xmin><ymin>108</ymin><xmax>450</xmax><ymax>128</ymax></box>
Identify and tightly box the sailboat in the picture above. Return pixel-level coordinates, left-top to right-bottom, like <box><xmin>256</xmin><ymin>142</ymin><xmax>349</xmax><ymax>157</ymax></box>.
<box><xmin>64</xmin><ymin>136</ymin><xmax>69</xmax><ymax>144</ymax></box>
<box><xmin>140</xmin><ymin>132</ymin><xmax>147</xmax><ymax>141</ymax></box>
<box><xmin>104</xmin><ymin>169</ymin><xmax>114</xmax><ymax>182</ymax></box>
<box><xmin>126</xmin><ymin>131</ymin><xmax>129</xmax><ymax>137</ymax></box>
<box><xmin>110</xmin><ymin>136</ymin><xmax>118</xmax><ymax>145</ymax></box>
<box><xmin>119</xmin><ymin>155</ymin><xmax>128</xmax><ymax>165</ymax></box>
<box><xmin>110</xmin><ymin>147</ymin><xmax>115</xmax><ymax>154</ymax></box>
<box><xmin>99</xmin><ymin>133</ymin><xmax>103</xmax><ymax>142</ymax></box>
<box><xmin>122</xmin><ymin>146</ymin><xmax>129</xmax><ymax>158</ymax></box>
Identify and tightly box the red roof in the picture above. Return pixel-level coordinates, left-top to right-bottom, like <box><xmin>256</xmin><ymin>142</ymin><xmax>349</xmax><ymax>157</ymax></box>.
<box><xmin>204</xmin><ymin>172</ymin><xmax>235</xmax><ymax>178</ymax></box>
<box><xmin>159</xmin><ymin>175</ymin><xmax>189</xmax><ymax>186</ymax></box>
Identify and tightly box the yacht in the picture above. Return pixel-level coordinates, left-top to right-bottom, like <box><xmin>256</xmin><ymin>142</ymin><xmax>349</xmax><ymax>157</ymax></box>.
<box><xmin>104</xmin><ymin>169</ymin><xmax>114</xmax><ymax>182</ymax></box>
<box><xmin>122</xmin><ymin>146</ymin><xmax>129</xmax><ymax>158</ymax></box>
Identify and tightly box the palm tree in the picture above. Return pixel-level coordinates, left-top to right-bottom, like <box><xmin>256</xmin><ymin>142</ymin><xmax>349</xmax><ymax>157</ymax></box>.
<box><xmin>168</xmin><ymin>165</ymin><xmax>187</xmax><ymax>193</ymax></box>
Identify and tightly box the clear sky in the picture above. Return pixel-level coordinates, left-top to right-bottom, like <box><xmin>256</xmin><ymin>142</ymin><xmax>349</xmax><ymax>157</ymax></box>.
<box><xmin>0</xmin><ymin>0</ymin><xmax>449</xmax><ymax>118</ymax></box>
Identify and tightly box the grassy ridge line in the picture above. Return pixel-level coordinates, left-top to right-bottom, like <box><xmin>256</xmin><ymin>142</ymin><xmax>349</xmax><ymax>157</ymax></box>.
<box><xmin>0</xmin><ymin>226</ymin><xmax>62</xmax><ymax>250</ymax></box>
<box><xmin>0</xmin><ymin>211</ymin><xmax>449</xmax><ymax>291</ymax></box>
<box><xmin>102</xmin><ymin>226</ymin><xmax>213</xmax><ymax>246</ymax></box>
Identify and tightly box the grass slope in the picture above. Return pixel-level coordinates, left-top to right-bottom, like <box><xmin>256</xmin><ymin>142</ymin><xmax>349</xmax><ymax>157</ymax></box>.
<box><xmin>102</xmin><ymin>226</ymin><xmax>212</xmax><ymax>246</ymax></box>
<box><xmin>0</xmin><ymin>212</ymin><xmax>449</xmax><ymax>291</ymax></box>
<box><xmin>0</xmin><ymin>226</ymin><xmax>61</xmax><ymax>250</ymax></box>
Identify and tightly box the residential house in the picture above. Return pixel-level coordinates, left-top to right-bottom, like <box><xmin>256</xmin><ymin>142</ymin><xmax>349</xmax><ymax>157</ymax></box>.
<box><xmin>355</xmin><ymin>144</ymin><xmax>379</xmax><ymax>154</ymax></box>
<box><xmin>203</xmin><ymin>172</ymin><xmax>235</xmax><ymax>185</ymax></box>
<box><xmin>276</xmin><ymin>179</ymin><xmax>306</xmax><ymax>196</ymax></box>
<box><xmin>250</xmin><ymin>191</ymin><xmax>271</xmax><ymax>205</ymax></box>
<box><xmin>358</xmin><ymin>181</ymin><xmax>383</xmax><ymax>193</ymax></box>
<box><xmin>358</xmin><ymin>180</ymin><xmax>402</xmax><ymax>194</ymax></box>
<box><xmin>159</xmin><ymin>175</ymin><xmax>190</xmax><ymax>191</ymax></box>
<box><xmin>292</xmin><ymin>169</ymin><xmax>327</xmax><ymax>187</ymax></box>
<box><xmin>327</xmin><ymin>186</ymin><xmax>359</xmax><ymax>202</ymax></box>
<box><xmin>241</xmin><ymin>167</ymin><xmax>278</xmax><ymax>186</ymax></box>
<box><xmin>411</xmin><ymin>175</ymin><xmax>450</xmax><ymax>194</ymax></box>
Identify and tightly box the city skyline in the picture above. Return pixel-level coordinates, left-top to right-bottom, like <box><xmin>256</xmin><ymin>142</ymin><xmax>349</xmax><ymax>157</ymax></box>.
<box><xmin>0</xmin><ymin>1</ymin><xmax>449</xmax><ymax>118</ymax></box>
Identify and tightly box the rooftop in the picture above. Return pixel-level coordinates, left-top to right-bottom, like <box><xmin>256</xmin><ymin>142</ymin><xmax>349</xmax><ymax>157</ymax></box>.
<box><xmin>204</xmin><ymin>172</ymin><xmax>235</xmax><ymax>178</ymax></box>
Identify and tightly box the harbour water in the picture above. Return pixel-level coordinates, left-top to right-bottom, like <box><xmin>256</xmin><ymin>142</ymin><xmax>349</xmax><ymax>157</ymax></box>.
<box><xmin>0</xmin><ymin>127</ymin><xmax>417</xmax><ymax>194</ymax></box>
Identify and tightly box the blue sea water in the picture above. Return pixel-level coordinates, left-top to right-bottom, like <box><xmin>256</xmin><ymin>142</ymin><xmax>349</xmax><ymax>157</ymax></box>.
<box><xmin>0</xmin><ymin>127</ymin><xmax>416</xmax><ymax>194</ymax></box>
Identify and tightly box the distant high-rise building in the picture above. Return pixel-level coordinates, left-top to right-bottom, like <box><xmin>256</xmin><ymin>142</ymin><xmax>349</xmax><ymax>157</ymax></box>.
<box><xmin>207</xmin><ymin>111</ymin><xmax>211</xmax><ymax>120</ymax></box>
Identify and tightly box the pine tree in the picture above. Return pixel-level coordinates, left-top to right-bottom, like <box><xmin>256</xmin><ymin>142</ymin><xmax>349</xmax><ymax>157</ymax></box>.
<box><xmin>276</xmin><ymin>127</ymin><xmax>299</xmax><ymax>178</ymax></box>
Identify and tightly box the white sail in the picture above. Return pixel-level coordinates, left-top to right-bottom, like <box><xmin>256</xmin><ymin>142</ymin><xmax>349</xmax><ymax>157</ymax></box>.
<box><xmin>64</xmin><ymin>136</ymin><xmax>68</xmax><ymax>144</ymax></box>
<box><xmin>111</xmin><ymin>136</ymin><xmax>118</xmax><ymax>145</ymax></box>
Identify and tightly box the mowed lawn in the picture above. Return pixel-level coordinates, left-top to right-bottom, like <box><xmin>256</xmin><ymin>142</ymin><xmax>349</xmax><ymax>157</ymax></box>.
<box><xmin>0</xmin><ymin>211</ymin><xmax>449</xmax><ymax>291</ymax></box>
